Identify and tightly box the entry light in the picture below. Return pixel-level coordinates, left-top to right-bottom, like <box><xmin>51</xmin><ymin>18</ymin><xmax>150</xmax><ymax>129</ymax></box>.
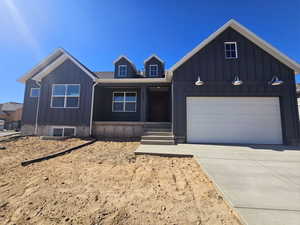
<box><xmin>269</xmin><ymin>76</ymin><xmax>284</xmax><ymax>86</ymax></box>
<box><xmin>232</xmin><ymin>75</ymin><xmax>243</xmax><ymax>86</ymax></box>
<box><xmin>195</xmin><ymin>76</ymin><xmax>205</xmax><ymax>86</ymax></box>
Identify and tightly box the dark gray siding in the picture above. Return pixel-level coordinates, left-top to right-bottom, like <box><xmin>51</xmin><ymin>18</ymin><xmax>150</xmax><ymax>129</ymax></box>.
<box><xmin>144</xmin><ymin>57</ymin><xmax>165</xmax><ymax>78</ymax></box>
<box><xmin>114</xmin><ymin>57</ymin><xmax>137</xmax><ymax>78</ymax></box>
<box><xmin>173</xmin><ymin>27</ymin><xmax>300</xmax><ymax>145</ymax></box>
<box><xmin>37</xmin><ymin>59</ymin><xmax>93</xmax><ymax>126</ymax></box>
<box><xmin>93</xmin><ymin>87</ymin><xmax>141</xmax><ymax>121</ymax></box>
<box><xmin>21</xmin><ymin>79</ymin><xmax>40</xmax><ymax>125</ymax></box>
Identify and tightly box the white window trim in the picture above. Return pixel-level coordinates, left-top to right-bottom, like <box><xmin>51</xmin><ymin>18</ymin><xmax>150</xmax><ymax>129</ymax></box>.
<box><xmin>52</xmin><ymin>126</ymin><xmax>76</xmax><ymax>137</ymax></box>
<box><xmin>51</xmin><ymin>84</ymin><xmax>80</xmax><ymax>108</ymax></box>
<box><xmin>224</xmin><ymin>42</ymin><xmax>238</xmax><ymax>59</ymax></box>
<box><xmin>118</xmin><ymin>65</ymin><xmax>128</xmax><ymax>77</ymax></box>
<box><xmin>30</xmin><ymin>88</ymin><xmax>40</xmax><ymax>97</ymax></box>
<box><xmin>149</xmin><ymin>64</ymin><xmax>159</xmax><ymax>77</ymax></box>
<box><xmin>112</xmin><ymin>91</ymin><xmax>137</xmax><ymax>112</ymax></box>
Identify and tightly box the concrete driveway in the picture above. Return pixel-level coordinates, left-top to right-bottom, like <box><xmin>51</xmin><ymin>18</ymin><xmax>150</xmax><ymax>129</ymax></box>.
<box><xmin>135</xmin><ymin>144</ymin><xmax>300</xmax><ymax>225</ymax></box>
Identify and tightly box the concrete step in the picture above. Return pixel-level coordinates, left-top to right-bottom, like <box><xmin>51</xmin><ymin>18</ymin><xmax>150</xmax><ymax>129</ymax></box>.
<box><xmin>144</xmin><ymin>131</ymin><xmax>173</xmax><ymax>136</ymax></box>
<box><xmin>141</xmin><ymin>139</ymin><xmax>175</xmax><ymax>145</ymax></box>
<box><xmin>141</xmin><ymin>135</ymin><xmax>174</xmax><ymax>140</ymax></box>
<box><xmin>144</xmin><ymin>128</ymin><xmax>171</xmax><ymax>132</ymax></box>
<box><xmin>144</xmin><ymin>123</ymin><xmax>171</xmax><ymax>129</ymax></box>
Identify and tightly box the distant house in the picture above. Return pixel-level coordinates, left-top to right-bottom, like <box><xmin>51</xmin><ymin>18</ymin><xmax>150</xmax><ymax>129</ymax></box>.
<box><xmin>18</xmin><ymin>19</ymin><xmax>300</xmax><ymax>145</ymax></box>
<box><xmin>0</xmin><ymin>102</ymin><xmax>23</xmax><ymax>130</ymax></box>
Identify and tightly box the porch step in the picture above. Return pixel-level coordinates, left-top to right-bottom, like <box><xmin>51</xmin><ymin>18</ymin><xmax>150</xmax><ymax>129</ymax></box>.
<box><xmin>144</xmin><ymin>122</ymin><xmax>171</xmax><ymax>129</ymax></box>
<box><xmin>141</xmin><ymin>139</ymin><xmax>175</xmax><ymax>145</ymax></box>
<box><xmin>144</xmin><ymin>131</ymin><xmax>172</xmax><ymax>136</ymax></box>
<box><xmin>144</xmin><ymin>128</ymin><xmax>171</xmax><ymax>132</ymax></box>
<box><xmin>142</xmin><ymin>134</ymin><xmax>174</xmax><ymax>140</ymax></box>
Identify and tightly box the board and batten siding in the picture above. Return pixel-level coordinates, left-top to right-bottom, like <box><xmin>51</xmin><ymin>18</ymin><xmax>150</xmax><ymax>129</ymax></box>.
<box><xmin>144</xmin><ymin>57</ymin><xmax>165</xmax><ymax>78</ymax></box>
<box><xmin>172</xmin><ymin>27</ymin><xmax>300</xmax><ymax>145</ymax></box>
<box><xmin>21</xmin><ymin>79</ymin><xmax>40</xmax><ymax>125</ymax></box>
<box><xmin>33</xmin><ymin>59</ymin><xmax>94</xmax><ymax>126</ymax></box>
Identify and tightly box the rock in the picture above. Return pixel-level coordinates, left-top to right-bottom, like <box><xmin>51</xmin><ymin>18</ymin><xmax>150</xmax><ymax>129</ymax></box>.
<box><xmin>43</xmin><ymin>176</ymin><xmax>49</xmax><ymax>181</ymax></box>
<box><xmin>0</xmin><ymin>146</ymin><xmax>6</xmax><ymax>150</ymax></box>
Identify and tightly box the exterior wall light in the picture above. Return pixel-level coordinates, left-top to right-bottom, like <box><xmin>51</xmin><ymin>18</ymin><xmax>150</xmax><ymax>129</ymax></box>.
<box><xmin>232</xmin><ymin>75</ymin><xmax>243</xmax><ymax>86</ymax></box>
<box><xmin>269</xmin><ymin>76</ymin><xmax>284</xmax><ymax>86</ymax></box>
<box><xmin>195</xmin><ymin>76</ymin><xmax>205</xmax><ymax>86</ymax></box>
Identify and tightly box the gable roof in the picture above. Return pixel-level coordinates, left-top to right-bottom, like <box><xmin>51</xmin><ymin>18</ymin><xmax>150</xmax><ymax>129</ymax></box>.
<box><xmin>113</xmin><ymin>55</ymin><xmax>137</xmax><ymax>71</ymax></box>
<box><xmin>144</xmin><ymin>54</ymin><xmax>164</xmax><ymax>65</ymax></box>
<box><xmin>169</xmin><ymin>19</ymin><xmax>300</xmax><ymax>75</ymax></box>
<box><xmin>17</xmin><ymin>48</ymin><xmax>97</xmax><ymax>83</ymax></box>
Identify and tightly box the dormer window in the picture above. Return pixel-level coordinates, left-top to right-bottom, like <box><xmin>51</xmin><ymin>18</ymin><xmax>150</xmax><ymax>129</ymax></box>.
<box><xmin>224</xmin><ymin>42</ymin><xmax>238</xmax><ymax>59</ymax></box>
<box><xmin>118</xmin><ymin>65</ymin><xmax>127</xmax><ymax>77</ymax></box>
<box><xmin>149</xmin><ymin>64</ymin><xmax>158</xmax><ymax>77</ymax></box>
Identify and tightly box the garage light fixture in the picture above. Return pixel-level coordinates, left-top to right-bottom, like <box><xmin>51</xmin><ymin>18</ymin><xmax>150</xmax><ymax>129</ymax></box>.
<box><xmin>232</xmin><ymin>75</ymin><xmax>243</xmax><ymax>86</ymax></box>
<box><xmin>269</xmin><ymin>76</ymin><xmax>284</xmax><ymax>86</ymax></box>
<box><xmin>195</xmin><ymin>76</ymin><xmax>205</xmax><ymax>86</ymax></box>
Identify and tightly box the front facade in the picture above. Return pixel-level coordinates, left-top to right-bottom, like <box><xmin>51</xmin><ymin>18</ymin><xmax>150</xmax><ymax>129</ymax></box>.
<box><xmin>18</xmin><ymin>20</ymin><xmax>300</xmax><ymax>145</ymax></box>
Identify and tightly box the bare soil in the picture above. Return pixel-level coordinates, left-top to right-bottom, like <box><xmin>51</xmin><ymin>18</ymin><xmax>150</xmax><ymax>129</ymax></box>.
<box><xmin>0</xmin><ymin>137</ymin><xmax>241</xmax><ymax>225</ymax></box>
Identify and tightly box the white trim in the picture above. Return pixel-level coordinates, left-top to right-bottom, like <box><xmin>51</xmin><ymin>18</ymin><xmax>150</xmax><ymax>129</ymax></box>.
<box><xmin>52</xmin><ymin>126</ymin><xmax>76</xmax><ymax>137</ymax></box>
<box><xmin>18</xmin><ymin>48</ymin><xmax>96</xmax><ymax>83</ymax></box>
<box><xmin>113</xmin><ymin>55</ymin><xmax>134</xmax><ymax>65</ymax></box>
<box><xmin>144</xmin><ymin>54</ymin><xmax>164</xmax><ymax>64</ymax></box>
<box><xmin>34</xmin><ymin>81</ymin><xmax>41</xmax><ymax>135</ymax></box>
<box><xmin>169</xmin><ymin>19</ymin><xmax>300</xmax><ymax>74</ymax></box>
<box><xmin>50</xmin><ymin>84</ymin><xmax>80</xmax><ymax>108</ymax></box>
<box><xmin>112</xmin><ymin>91</ymin><xmax>137</xmax><ymax>112</ymax></box>
<box><xmin>17</xmin><ymin>49</ymin><xmax>64</xmax><ymax>83</ymax></box>
<box><xmin>30</xmin><ymin>88</ymin><xmax>40</xmax><ymax>97</ymax></box>
<box><xmin>224</xmin><ymin>42</ymin><xmax>238</xmax><ymax>59</ymax></box>
<box><xmin>149</xmin><ymin>64</ymin><xmax>159</xmax><ymax>77</ymax></box>
<box><xmin>118</xmin><ymin>65</ymin><xmax>128</xmax><ymax>77</ymax></box>
<box><xmin>96</xmin><ymin>78</ymin><xmax>171</xmax><ymax>83</ymax></box>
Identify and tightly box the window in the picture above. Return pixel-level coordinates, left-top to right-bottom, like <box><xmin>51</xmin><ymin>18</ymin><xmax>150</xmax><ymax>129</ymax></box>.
<box><xmin>149</xmin><ymin>64</ymin><xmax>158</xmax><ymax>77</ymax></box>
<box><xmin>51</xmin><ymin>84</ymin><xmax>80</xmax><ymax>108</ymax></box>
<box><xmin>118</xmin><ymin>65</ymin><xmax>127</xmax><ymax>77</ymax></box>
<box><xmin>52</xmin><ymin>127</ymin><xmax>76</xmax><ymax>137</ymax></box>
<box><xmin>30</xmin><ymin>88</ymin><xmax>40</xmax><ymax>97</ymax></box>
<box><xmin>112</xmin><ymin>92</ymin><xmax>137</xmax><ymax>112</ymax></box>
<box><xmin>224</xmin><ymin>42</ymin><xmax>238</xmax><ymax>59</ymax></box>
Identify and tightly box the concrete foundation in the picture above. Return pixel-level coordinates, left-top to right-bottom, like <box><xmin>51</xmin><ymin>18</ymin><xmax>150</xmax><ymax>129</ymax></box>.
<box><xmin>21</xmin><ymin>124</ymin><xmax>90</xmax><ymax>137</ymax></box>
<box><xmin>92</xmin><ymin>121</ymin><xmax>144</xmax><ymax>138</ymax></box>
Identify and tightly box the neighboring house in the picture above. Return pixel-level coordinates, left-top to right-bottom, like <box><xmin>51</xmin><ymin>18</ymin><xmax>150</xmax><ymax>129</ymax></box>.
<box><xmin>18</xmin><ymin>19</ymin><xmax>300</xmax><ymax>145</ymax></box>
<box><xmin>0</xmin><ymin>102</ymin><xmax>23</xmax><ymax>130</ymax></box>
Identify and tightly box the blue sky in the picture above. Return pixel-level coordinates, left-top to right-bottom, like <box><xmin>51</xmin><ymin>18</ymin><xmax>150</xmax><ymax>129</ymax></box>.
<box><xmin>1</xmin><ymin>0</ymin><xmax>299</xmax><ymax>103</ymax></box>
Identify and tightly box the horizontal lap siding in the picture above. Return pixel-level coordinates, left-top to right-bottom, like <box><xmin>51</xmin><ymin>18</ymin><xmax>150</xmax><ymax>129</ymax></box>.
<box><xmin>37</xmin><ymin>59</ymin><xmax>93</xmax><ymax>126</ymax></box>
<box><xmin>172</xmin><ymin>27</ymin><xmax>299</xmax><ymax>144</ymax></box>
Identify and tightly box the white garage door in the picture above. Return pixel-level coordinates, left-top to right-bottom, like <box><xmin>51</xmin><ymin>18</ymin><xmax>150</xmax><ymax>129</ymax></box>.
<box><xmin>186</xmin><ymin>97</ymin><xmax>283</xmax><ymax>144</ymax></box>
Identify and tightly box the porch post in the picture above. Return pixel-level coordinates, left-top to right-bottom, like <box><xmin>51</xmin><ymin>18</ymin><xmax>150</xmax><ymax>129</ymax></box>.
<box><xmin>140</xmin><ymin>86</ymin><xmax>147</xmax><ymax>121</ymax></box>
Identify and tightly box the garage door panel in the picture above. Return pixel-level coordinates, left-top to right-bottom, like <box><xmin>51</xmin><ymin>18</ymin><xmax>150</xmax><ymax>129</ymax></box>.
<box><xmin>186</xmin><ymin>97</ymin><xmax>283</xmax><ymax>144</ymax></box>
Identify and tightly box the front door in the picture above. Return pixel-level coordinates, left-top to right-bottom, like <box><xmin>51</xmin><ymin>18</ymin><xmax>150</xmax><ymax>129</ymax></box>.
<box><xmin>148</xmin><ymin>90</ymin><xmax>170</xmax><ymax>122</ymax></box>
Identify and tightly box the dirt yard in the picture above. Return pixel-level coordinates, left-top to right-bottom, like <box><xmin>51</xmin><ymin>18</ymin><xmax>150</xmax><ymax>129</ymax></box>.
<box><xmin>0</xmin><ymin>137</ymin><xmax>241</xmax><ymax>225</ymax></box>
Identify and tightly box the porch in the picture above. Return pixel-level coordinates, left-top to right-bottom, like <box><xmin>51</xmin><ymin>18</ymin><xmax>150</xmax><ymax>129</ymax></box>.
<box><xmin>92</xmin><ymin>83</ymin><xmax>173</xmax><ymax>141</ymax></box>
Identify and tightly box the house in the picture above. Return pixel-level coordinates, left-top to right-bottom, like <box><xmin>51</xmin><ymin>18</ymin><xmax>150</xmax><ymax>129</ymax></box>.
<box><xmin>296</xmin><ymin>84</ymin><xmax>300</xmax><ymax>119</ymax></box>
<box><xmin>0</xmin><ymin>102</ymin><xmax>23</xmax><ymax>130</ymax></box>
<box><xmin>18</xmin><ymin>19</ymin><xmax>300</xmax><ymax>145</ymax></box>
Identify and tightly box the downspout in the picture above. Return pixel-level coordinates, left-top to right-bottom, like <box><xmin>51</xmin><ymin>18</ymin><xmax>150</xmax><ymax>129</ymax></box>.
<box><xmin>34</xmin><ymin>80</ymin><xmax>41</xmax><ymax>135</ymax></box>
<box><xmin>89</xmin><ymin>82</ymin><xmax>98</xmax><ymax>136</ymax></box>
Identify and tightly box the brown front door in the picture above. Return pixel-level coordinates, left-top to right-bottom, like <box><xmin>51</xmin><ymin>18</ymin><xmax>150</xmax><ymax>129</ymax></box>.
<box><xmin>149</xmin><ymin>91</ymin><xmax>169</xmax><ymax>122</ymax></box>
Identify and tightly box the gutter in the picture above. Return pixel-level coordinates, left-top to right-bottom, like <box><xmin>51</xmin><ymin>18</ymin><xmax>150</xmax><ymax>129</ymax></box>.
<box><xmin>89</xmin><ymin>82</ymin><xmax>98</xmax><ymax>136</ymax></box>
<box><xmin>34</xmin><ymin>81</ymin><xmax>41</xmax><ymax>135</ymax></box>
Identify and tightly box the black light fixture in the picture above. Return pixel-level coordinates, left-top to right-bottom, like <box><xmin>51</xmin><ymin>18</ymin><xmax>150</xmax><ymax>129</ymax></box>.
<box><xmin>269</xmin><ymin>76</ymin><xmax>284</xmax><ymax>86</ymax></box>
<box><xmin>232</xmin><ymin>75</ymin><xmax>243</xmax><ymax>86</ymax></box>
<box><xmin>195</xmin><ymin>76</ymin><xmax>205</xmax><ymax>86</ymax></box>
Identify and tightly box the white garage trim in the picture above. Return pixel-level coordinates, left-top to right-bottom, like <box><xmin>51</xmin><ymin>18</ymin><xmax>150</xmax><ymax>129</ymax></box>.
<box><xmin>186</xmin><ymin>97</ymin><xmax>283</xmax><ymax>144</ymax></box>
